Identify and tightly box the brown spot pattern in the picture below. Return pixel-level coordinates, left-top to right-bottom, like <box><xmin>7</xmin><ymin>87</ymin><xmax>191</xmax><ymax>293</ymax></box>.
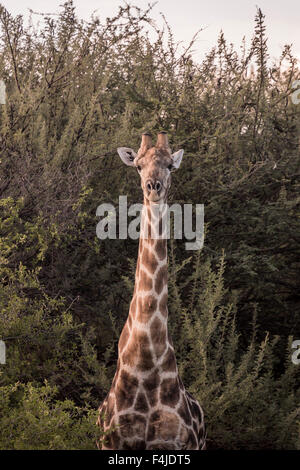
<box><xmin>147</xmin><ymin>410</ymin><xmax>179</xmax><ymax>441</ymax></box>
<box><xmin>192</xmin><ymin>419</ymin><xmax>198</xmax><ymax>434</ymax></box>
<box><xmin>178</xmin><ymin>395</ymin><xmax>192</xmax><ymax>426</ymax></box>
<box><xmin>160</xmin><ymin>377</ymin><xmax>180</xmax><ymax>406</ymax></box>
<box><xmin>143</xmin><ymin>369</ymin><xmax>160</xmax><ymax>406</ymax></box>
<box><xmin>134</xmin><ymin>392</ymin><xmax>149</xmax><ymax>413</ymax></box>
<box><xmin>167</xmin><ymin>330</ymin><xmax>174</xmax><ymax>347</ymax></box>
<box><xmin>136</xmin><ymin>294</ymin><xmax>157</xmax><ymax>323</ymax></box>
<box><xmin>115</xmin><ymin>370</ymin><xmax>138</xmax><ymax>411</ymax></box>
<box><xmin>188</xmin><ymin>397</ymin><xmax>203</xmax><ymax>423</ymax></box>
<box><xmin>186</xmin><ymin>430</ymin><xmax>197</xmax><ymax>449</ymax></box>
<box><xmin>150</xmin><ymin>317</ymin><xmax>167</xmax><ymax>358</ymax></box>
<box><xmin>130</xmin><ymin>295</ymin><xmax>137</xmax><ymax>314</ymax></box>
<box><xmin>159</xmin><ymin>293</ymin><xmax>168</xmax><ymax>316</ymax></box>
<box><xmin>119</xmin><ymin>413</ymin><xmax>147</xmax><ymax>439</ymax></box>
<box><xmin>142</xmin><ymin>246</ymin><xmax>158</xmax><ymax>273</ymax></box>
<box><xmin>123</xmin><ymin>440</ymin><xmax>146</xmax><ymax>450</ymax></box>
<box><xmin>155</xmin><ymin>265</ymin><xmax>167</xmax><ymax>294</ymax></box>
<box><xmin>161</xmin><ymin>348</ymin><xmax>177</xmax><ymax>372</ymax></box>
<box><xmin>111</xmin><ymin>362</ymin><xmax>120</xmax><ymax>388</ymax></box>
<box><xmin>118</xmin><ymin>323</ymin><xmax>129</xmax><ymax>353</ymax></box>
<box><xmin>139</xmin><ymin>269</ymin><xmax>153</xmax><ymax>291</ymax></box>
<box><xmin>156</xmin><ymin>239</ymin><xmax>167</xmax><ymax>260</ymax></box>
<box><xmin>179</xmin><ymin>426</ymin><xmax>197</xmax><ymax>449</ymax></box>
<box><xmin>122</xmin><ymin>330</ymin><xmax>154</xmax><ymax>371</ymax></box>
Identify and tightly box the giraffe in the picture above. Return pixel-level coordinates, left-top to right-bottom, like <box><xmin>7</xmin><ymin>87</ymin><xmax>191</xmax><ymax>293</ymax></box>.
<box><xmin>97</xmin><ymin>132</ymin><xmax>206</xmax><ymax>450</ymax></box>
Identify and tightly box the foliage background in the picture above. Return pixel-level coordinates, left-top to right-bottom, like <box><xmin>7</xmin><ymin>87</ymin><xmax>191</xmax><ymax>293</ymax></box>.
<box><xmin>0</xmin><ymin>1</ymin><xmax>299</xmax><ymax>449</ymax></box>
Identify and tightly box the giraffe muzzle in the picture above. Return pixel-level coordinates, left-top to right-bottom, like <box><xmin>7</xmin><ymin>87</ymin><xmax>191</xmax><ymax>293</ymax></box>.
<box><xmin>146</xmin><ymin>179</ymin><xmax>162</xmax><ymax>193</ymax></box>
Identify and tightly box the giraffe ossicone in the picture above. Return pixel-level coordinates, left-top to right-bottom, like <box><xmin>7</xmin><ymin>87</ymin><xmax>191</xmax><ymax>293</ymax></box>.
<box><xmin>97</xmin><ymin>132</ymin><xmax>206</xmax><ymax>450</ymax></box>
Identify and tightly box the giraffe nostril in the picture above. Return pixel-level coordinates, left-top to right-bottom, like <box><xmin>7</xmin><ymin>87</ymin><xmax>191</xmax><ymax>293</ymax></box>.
<box><xmin>146</xmin><ymin>182</ymin><xmax>152</xmax><ymax>192</ymax></box>
<box><xmin>155</xmin><ymin>181</ymin><xmax>161</xmax><ymax>192</ymax></box>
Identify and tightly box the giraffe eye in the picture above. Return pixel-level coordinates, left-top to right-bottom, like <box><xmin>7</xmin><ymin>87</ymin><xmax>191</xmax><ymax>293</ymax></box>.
<box><xmin>168</xmin><ymin>164</ymin><xmax>173</xmax><ymax>171</ymax></box>
<box><xmin>137</xmin><ymin>165</ymin><xmax>141</xmax><ymax>172</ymax></box>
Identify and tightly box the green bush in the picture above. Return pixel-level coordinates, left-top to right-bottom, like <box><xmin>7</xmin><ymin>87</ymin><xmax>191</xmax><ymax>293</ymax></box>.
<box><xmin>169</xmin><ymin>251</ymin><xmax>300</xmax><ymax>449</ymax></box>
<box><xmin>0</xmin><ymin>381</ymin><xmax>100</xmax><ymax>449</ymax></box>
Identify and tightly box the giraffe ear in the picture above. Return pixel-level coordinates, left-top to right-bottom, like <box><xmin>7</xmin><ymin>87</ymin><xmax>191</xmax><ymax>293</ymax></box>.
<box><xmin>171</xmin><ymin>149</ymin><xmax>184</xmax><ymax>169</ymax></box>
<box><xmin>117</xmin><ymin>147</ymin><xmax>137</xmax><ymax>167</ymax></box>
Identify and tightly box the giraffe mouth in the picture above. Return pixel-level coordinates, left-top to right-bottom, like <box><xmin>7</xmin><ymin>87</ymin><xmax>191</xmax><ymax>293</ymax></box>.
<box><xmin>147</xmin><ymin>192</ymin><xmax>165</xmax><ymax>203</ymax></box>
<box><xmin>144</xmin><ymin>183</ymin><xmax>167</xmax><ymax>203</ymax></box>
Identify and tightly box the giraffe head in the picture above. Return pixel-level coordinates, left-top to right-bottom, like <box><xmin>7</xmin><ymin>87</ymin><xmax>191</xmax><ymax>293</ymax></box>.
<box><xmin>118</xmin><ymin>132</ymin><xmax>184</xmax><ymax>203</ymax></box>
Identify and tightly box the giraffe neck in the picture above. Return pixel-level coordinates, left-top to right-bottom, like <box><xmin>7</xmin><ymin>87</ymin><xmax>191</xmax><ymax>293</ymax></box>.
<box><xmin>117</xmin><ymin>196</ymin><xmax>171</xmax><ymax>374</ymax></box>
<box><xmin>134</xmin><ymin>197</ymin><xmax>168</xmax><ymax>317</ymax></box>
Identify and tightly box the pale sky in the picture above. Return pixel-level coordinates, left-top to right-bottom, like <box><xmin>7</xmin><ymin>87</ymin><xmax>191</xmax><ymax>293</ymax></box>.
<box><xmin>2</xmin><ymin>0</ymin><xmax>300</xmax><ymax>64</ymax></box>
